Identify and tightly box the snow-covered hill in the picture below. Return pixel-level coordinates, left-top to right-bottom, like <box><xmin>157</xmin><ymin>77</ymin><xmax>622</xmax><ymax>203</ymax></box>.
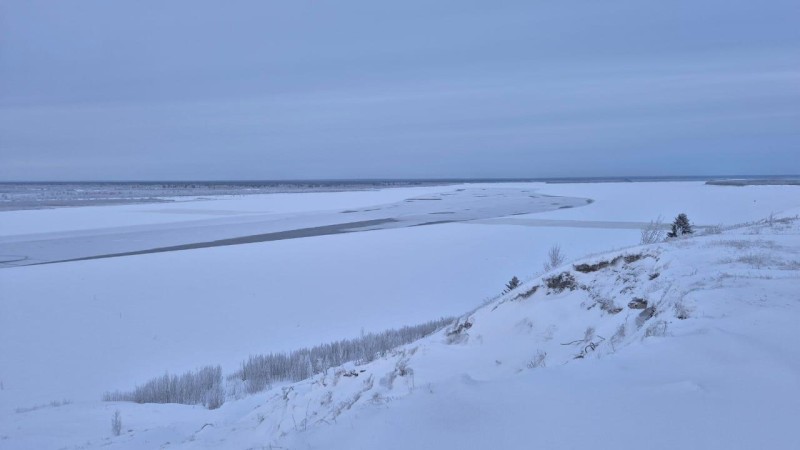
<box><xmin>4</xmin><ymin>215</ymin><xmax>799</xmax><ymax>449</ymax></box>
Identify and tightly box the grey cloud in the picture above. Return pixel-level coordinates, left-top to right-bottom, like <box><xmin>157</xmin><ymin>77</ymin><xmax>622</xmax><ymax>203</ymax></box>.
<box><xmin>1</xmin><ymin>0</ymin><xmax>798</xmax><ymax>180</ymax></box>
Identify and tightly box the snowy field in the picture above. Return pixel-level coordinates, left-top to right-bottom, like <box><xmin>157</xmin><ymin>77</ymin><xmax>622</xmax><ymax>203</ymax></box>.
<box><xmin>1</xmin><ymin>181</ymin><xmax>799</xmax><ymax>449</ymax></box>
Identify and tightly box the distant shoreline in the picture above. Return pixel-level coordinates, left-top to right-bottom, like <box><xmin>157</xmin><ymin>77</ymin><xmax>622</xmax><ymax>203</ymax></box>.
<box><xmin>1</xmin><ymin>174</ymin><xmax>798</xmax><ymax>185</ymax></box>
<box><xmin>1</xmin><ymin>176</ymin><xmax>798</xmax><ymax>212</ymax></box>
<box><xmin>0</xmin><ymin>180</ymin><xmax>452</xmax><ymax>212</ymax></box>
<box><xmin>705</xmin><ymin>179</ymin><xmax>800</xmax><ymax>187</ymax></box>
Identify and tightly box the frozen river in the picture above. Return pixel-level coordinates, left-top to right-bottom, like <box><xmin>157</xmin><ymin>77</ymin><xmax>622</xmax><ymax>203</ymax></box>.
<box><xmin>0</xmin><ymin>187</ymin><xmax>590</xmax><ymax>266</ymax></box>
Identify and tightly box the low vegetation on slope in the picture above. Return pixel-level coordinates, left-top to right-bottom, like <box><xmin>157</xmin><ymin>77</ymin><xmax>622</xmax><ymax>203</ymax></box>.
<box><xmin>103</xmin><ymin>317</ymin><xmax>453</xmax><ymax>408</ymax></box>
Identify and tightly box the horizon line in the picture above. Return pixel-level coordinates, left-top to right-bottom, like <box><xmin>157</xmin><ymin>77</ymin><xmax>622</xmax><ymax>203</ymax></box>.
<box><xmin>1</xmin><ymin>174</ymin><xmax>799</xmax><ymax>184</ymax></box>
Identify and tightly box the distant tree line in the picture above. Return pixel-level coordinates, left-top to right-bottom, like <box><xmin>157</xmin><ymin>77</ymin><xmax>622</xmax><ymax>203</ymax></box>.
<box><xmin>103</xmin><ymin>317</ymin><xmax>453</xmax><ymax>408</ymax></box>
<box><xmin>103</xmin><ymin>365</ymin><xmax>224</xmax><ymax>410</ymax></box>
<box><xmin>234</xmin><ymin>317</ymin><xmax>453</xmax><ymax>394</ymax></box>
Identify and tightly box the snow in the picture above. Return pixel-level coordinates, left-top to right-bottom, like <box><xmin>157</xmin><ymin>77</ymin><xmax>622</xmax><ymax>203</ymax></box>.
<box><xmin>1</xmin><ymin>181</ymin><xmax>799</xmax><ymax>449</ymax></box>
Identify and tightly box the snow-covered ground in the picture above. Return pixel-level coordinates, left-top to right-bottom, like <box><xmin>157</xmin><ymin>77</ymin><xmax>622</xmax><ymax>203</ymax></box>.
<box><xmin>1</xmin><ymin>181</ymin><xmax>799</xmax><ymax>449</ymax></box>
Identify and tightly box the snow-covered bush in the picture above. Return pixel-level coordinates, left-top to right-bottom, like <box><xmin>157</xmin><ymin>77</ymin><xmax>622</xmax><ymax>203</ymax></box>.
<box><xmin>640</xmin><ymin>216</ymin><xmax>666</xmax><ymax>244</ymax></box>
<box><xmin>737</xmin><ymin>253</ymin><xmax>770</xmax><ymax>269</ymax></box>
<box><xmin>597</xmin><ymin>297</ymin><xmax>622</xmax><ymax>314</ymax></box>
<box><xmin>574</xmin><ymin>253</ymin><xmax>646</xmax><ymax>273</ymax></box>
<box><xmin>445</xmin><ymin>318</ymin><xmax>473</xmax><ymax>344</ymax></box>
<box><xmin>544</xmin><ymin>272</ymin><xmax>578</xmax><ymax>293</ymax></box>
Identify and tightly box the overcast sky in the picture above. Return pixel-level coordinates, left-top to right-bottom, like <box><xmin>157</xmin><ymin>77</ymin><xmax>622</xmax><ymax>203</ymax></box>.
<box><xmin>1</xmin><ymin>0</ymin><xmax>798</xmax><ymax>181</ymax></box>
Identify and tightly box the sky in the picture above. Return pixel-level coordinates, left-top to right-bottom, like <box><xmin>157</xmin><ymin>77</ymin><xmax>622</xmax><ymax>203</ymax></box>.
<box><xmin>1</xmin><ymin>0</ymin><xmax>798</xmax><ymax>181</ymax></box>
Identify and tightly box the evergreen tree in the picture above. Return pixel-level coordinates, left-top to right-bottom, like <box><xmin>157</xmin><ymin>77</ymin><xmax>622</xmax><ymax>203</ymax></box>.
<box><xmin>504</xmin><ymin>276</ymin><xmax>521</xmax><ymax>293</ymax></box>
<box><xmin>667</xmin><ymin>213</ymin><xmax>693</xmax><ymax>238</ymax></box>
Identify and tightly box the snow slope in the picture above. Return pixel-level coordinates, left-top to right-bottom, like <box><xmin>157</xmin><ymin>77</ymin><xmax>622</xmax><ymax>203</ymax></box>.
<box><xmin>233</xmin><ymin>216</ymin><xmax>800</xmax><ymax>450</ymax></box>
<box><xmin>2</xmin><ymin>214</ymin><xmax>799</xmax><ymax>449</ymax></box>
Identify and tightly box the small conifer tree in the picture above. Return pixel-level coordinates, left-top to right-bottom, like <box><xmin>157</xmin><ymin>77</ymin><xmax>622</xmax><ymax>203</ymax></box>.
<box><xmin>667</xmin><ymin>213</ymin><xmax>693</xmax><ymax>238</ymax></box>
<box><xmin>504</xmin><ymin>276</ymin><xmax>521</xmax><ymax>293</ymax></box>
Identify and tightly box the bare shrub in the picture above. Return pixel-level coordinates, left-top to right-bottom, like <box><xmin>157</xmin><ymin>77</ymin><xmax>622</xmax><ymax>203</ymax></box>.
<box><xmin>674</xmin><ymin>301</ymin><xmax>690</xmax><ymax>320</ymax></box>
<box><xmin>583</xmin><ymin>326</ymin><xmax>596</xmax><ymax>342</ymax></box>
<box><xmin>780</xmin><ymin>260</ymin><xmax>800</xmax><ymax>270</ymax></box>
<box><xmin>574</xmin><ymin>253</ymin><xmax>646</xmax><ymax>273</ymax></box>
<box><xmin>700</xmin><ymin>224</ymin><xmax>723</xmax><ymax>235</ymax></box>
<box><xmin>527</xmin><ymin>350</ymin><xmax>547</xmax><ymax>369</ymax></box>
<box><xmin>747</xmin><ymin>227</ymin><xmax>763</xmax><ymax>235</ymax></box>
<box><xmin>610</xmin><ymin>324</ymin><xmax>626</xmax><ymax>351</ymax></box>
<box><xmin>381</xmin><ymin>357</ymin><xmax>413</xmax><ymax>390</ymax></box>
<box><xmin>514</xmin><ymin>285</ymin><xmax>539</xmax><ymax>300</ymax></box>
<box><xmin>320</xmin><ymin>391</ymin><xmax>333</xmax><ymax>407</ymax></box>
<box><xmin>111</xmin><ymin>410</ymin><xmax>122</xmax><ymax>437</ymax></box>
<box><xmin>204</xmin><ymin>383</ymin><xmax>225</xmax><ymax>410</ymax></box>
<box><xmin>370</xmin><ymin>392</ymin><xmax>388</xmax><ymax>405</ymax></box>
<box><xmin>737</xmin><ymin>253</ymin><xmax>770</xmax><ymax>269</ymax></box>
<box><xmin>640</xmin><ymin>216</ymin><xmax>666</xmax><ymax>244</ymax></box>
<box><xmin>574</xmin><ymin>259</ymin><xmax>614</xmax><ymax>273</ymax></box>
<box><xmin>598</xmin><ymin>298</ymin><xmax>622</xmax><ymax>314</ymax></box>
<box><xmin>627</xmin><ymin>298</ymin><xmax>648</xmax><ymax>309</ymax></box>
<box><xmin>709</xmin><ymin>239</ymin><xmax>777</xmax><ymax>251</ymax></box>
<box><xmin>445</xmin><ymin>318</ymin><xmax>473</xmax><ymax>344</ymax></box>
<box><xmin>543</xmin><ymin>245</ymin><xmax>566</xmax><ymax>272</ymax></box>
<box><xmin>623</xmin><ymin>254</ymin><xmax>645</xmax><ymax>264</ymax></box>
<box><xmin>376</xmin><ymin>368</ymin><xmax>397</xmax><ymax>389</ymax></box>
